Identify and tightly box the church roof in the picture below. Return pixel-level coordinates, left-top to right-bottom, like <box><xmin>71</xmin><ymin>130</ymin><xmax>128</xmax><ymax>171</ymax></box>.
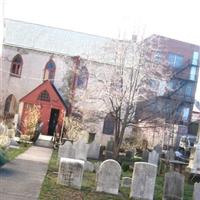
<box><xmin>4</xmin><ymin>19</ymin><xmax>119</xmax><ymax>65</ymax></box>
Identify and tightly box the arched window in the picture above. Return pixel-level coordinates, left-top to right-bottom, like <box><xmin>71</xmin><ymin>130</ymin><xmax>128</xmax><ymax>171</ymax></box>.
<box><xmin>102</xmin><ymin>113</ymin><xmax>115</xmax><ymax>135</ymax></box>
<box><xmin>38</xmin><ymin>90</ymin><xmax>50</xmax><ymax>101</ymax></box>
<box><xmin>10</xmin><ymin>54</ymin><xmax>23</xmax><ymax>77</ymax></box>
<box><xmin>43</xmin><ymin>59</ymin><xmax>56</xmax><ymax>82</ymax></box>
<box><xmin>77</xmin><ymin>66</ymin><xmax>89</xmax><ymax>89</ymax></box>
<box><xmin>4</xmin><ymin>94</ymin><xmax>17</xmax><ymax>115</ymax></box>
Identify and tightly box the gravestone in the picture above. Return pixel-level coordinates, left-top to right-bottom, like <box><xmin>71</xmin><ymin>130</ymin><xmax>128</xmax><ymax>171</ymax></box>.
<box><xmin>154</xmin><ymin>144</ymin><xmax>162</xmax><ymax>154</ymax></box>
<box><xmin>74</xmin><ymin>140</ymin><xmax>89</xmax><ymax>161</ymax></box>
<box><xmin>84</xmin><ymin>161</ymin><xmax>94</xmax><ymax>172</ymax></box>
<box><xmin>105</xmin><ymin>150</ymin><xmax>114</xmax><ymax>159</ymax></box>
<box><xmin>94</xmin><ymin>161</ymin><xmax>102</xmax><ymax>172</ymax></box>
<box><xmin>163</xmin><ymin>171</ymin><xmax>184</xmax><ymax>200</ymax></box>
<box><xmin>142</xmin><ymin>150</ymin><xmax>149</xmax><ymax>162</ymax></box>
<box><xmin>106</xmin><ymin>139</ymin><xmax>114</xmax><ymax>151</ymax></box>
<box><xmin>148</xmin><ymin>150</ymin><xmax>159</xmax><ymax>165</ymax></box>
<box><xmin>96</xmin><ymin>159</ymin><xmax>121</xmax><ymax>195</ymax></box>
<box><xmin>87</xmin><ymin>141</ymin><xmax>101</xmax><ymax>160</ymax></box>
<box><xmin>130</xmin><ymin>162</ymin><xmax>157</xmax><ymax>200</ymax></box>
<box><xmin>57</xmin><ymin>158</ymin><xmax>84</xmax><ymax>189</ymax></box>
<box><xmin>193</xmin><ymin>182</ymin><xmax>200</xmax><ymax>200</ymax></box>
<box><xmin>58</xmin><ymin>141</ymin><xmax>75</xmax><ymax>162</ymax></box>
<box><xmin>166</xmin><ymin>148</ymin><xmax>175</xmax><ymax>161</ymax></box>
<box><xmin>121</xmin><ymin>177</ymin><xmax>132</xmax><ymax>187</ymax></box>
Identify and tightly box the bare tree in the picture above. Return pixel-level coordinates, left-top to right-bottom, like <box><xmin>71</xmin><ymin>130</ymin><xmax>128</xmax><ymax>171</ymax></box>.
<box><xmin>100</xmin><ymin>35</ymin><xmax>171</xmax><ymax>158</ymax></box>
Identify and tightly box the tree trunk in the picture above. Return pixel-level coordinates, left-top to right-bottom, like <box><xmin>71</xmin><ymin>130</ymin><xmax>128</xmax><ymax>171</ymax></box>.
<box><xmin>113</xmin><ymin>126</ymin><xmax>126</xmax><ymax>160</ymax></box>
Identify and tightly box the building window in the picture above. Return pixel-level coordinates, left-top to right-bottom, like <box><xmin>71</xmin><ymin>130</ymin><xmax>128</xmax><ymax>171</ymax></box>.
<box><xmin>77</xmin><ymin>66</ymin><xmax>89</xmax><ymax>89</ymax></box>
<box><xmin>103</xmin><ymin>113</ymin><xmax>115</xmax><ymax>135</ymax></box>
<box><xmin>10</xmin><ymin>54</ymin><xmax>23</xmax><ymax>77</ymax></box>
<box><xmin>38</xmin><ymin>90</ymin><xmax>50</xmax><ymax>101</ymax></box>
<box><xmin>185</xmin><ymin>83</ymin><xmax>193</xmax><ymax>97</ymax></box>
<box><xmin>192</xmin><ymin>51</ymin><xmax>199</xmax><ymax>66</ymax></box>
<box><xmin>168</xmin><ymin>53</ymin><xmax>184</xmax><ymax>68</ymax></box>
<box><xmin>43</xmin><ymin>59</ymin><xmax>56</xmax><ymax>82</ymax></box>
<box><xmin>182</xmin><ymin>107</ymin><xmax>190</xmax><ymax>122</ymax></box>
<box><xmin>190</xmin><ymin>66</ymin><xmax>197</xmax><ymax>81</ymax></box>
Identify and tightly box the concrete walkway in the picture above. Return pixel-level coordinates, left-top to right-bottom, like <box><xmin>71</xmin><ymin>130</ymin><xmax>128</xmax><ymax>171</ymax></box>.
<box><xmin>0</xmin><ymin>146</ymin><xmax>52</xmax><ymax>200</ymax></box>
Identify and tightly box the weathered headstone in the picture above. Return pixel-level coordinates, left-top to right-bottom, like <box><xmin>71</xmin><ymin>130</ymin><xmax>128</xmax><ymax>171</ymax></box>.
<box><xmin>166</xmin><ymin>148</ymin><xmax>175</xmax><ymax>161</ymax></box>
<box><xmin>58</xmin><ymin>141</ymin><xmax>75</xmax><ymax>162</ymax></box>
<box><xmin>154</xmin><ymin>144</ymin><xmax>162</xmax><ymax>154</ymax></box>
<box><xmin>57</xmin><ymin>158</ymin><xmax>84</xmax><ymax>189</ymax></box>
<box><xmin>121</xmin><ymin>177</ymin><xmax>132</xmax><ymax>188</ymax></box>
<box><xmin>105</xmin><ymin>150</ymin><xmax>114</xmax><ymax>159</ymax></box>
<box><xmin>142</xmin><ymin>150</ymin><xmax>149</xmax><ymax>162</ymax></box>
<box><xmin>148</xmin><ymin>150</ymin><xmax>159</xmax><ymax>165</ymax></box>
<box><xmin>84</xmin><ymin>161</ymin><xmax>94</xmax><ymax>172</ymax></box>
<box><xmin>87</xmin><ymin>141</ymin><xmax>101</xmax><ymax>160</ymax></box>
<box><xmin>96</xmin><ymin>159</ymin><xmax>121</xmax><ymax>195</ymax></box>
<box><xmin>74</xmin><ymin>140</ymin><xmax>89</xmax><ymax>161</ymax></box>
<box><xmin>130</xmin><ymin>162</ymin><xmax>157</xmax><ymax>200</ymax></box>
<box><xmin>106</xmin><ymin>140</ymin><xmax>114</xmax><ymax>151</ymax></box>
<box><xmin>94</xmin><ymin>161</ymin><xmax>102</xmax><ymax>172</ymax></box>
<box><xmin>163</xmin><ymin>171</ymin><xmax>184</xmax><ymax>200</ymax></box>
<box><xmin>193</xmin><ymin>182</ymin><xmax>200</xmax><ymax>200</ymax></box>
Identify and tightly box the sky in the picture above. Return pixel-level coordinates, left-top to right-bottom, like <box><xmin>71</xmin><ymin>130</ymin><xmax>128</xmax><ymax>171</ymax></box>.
<box><xmin>2</xmin><ymin>0</ymin><xmax>200</xmax><ymax>99</ymax></box>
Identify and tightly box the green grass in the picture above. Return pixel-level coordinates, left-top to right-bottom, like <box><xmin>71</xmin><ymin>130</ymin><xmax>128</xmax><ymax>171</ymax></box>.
<box><xmin>5</xmin><ymin>143</ymin><xmax>31</xmax><ymax>161</ymax></box>
<box><xmin>39</xmin><ymin>150</ymin><xmax>194</xmax><ymax>200</ymax></box>
<box><xmin>0</xmin><ymin>143</ymin><xmax>31</xmax><ymax>166</ymax></box>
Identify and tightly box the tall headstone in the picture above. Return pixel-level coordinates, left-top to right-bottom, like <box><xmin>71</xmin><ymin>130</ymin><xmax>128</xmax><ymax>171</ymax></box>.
<box><xmin>163</xmin><ymin>171</ymin><xmax>184</xmax><ymax>200</ymax></box>
<box><xmin>154</xmin><ymin>144</ymin><xmax>162</xmax><ymax>154</ymax></box>
<box><xmin>142</xmin><ymin>150</ymin><xmax>149</xmax><ymax>162</ymax></box>
<box><xmin>87</xmin><ymin>141</ymin><xmax>101</xmax><ymax>160</ymax></box>
<box><xmin>58</xmin><ymin>141</ymin><xmax>75</xmax><ymax>162</ymax></box>
<box><xmin>166</xmin><ymin>148</ymin><xmax>175</xmax><ymax>161</ymax></box>
<box><xmin>74</xmin><ymin>140</ymin><xmax>89</xmax><ymax>161</ymax></box>
<box><xmin>130</xmin><ymin>162</ymin><xmax>157</xmax><ymax>200</ymax></box>
<box><xmin>193</xmin><ymin>182</ymin><xmax>200</xmax><ymax>200</ymax></box>
<box><xmin>105</xmin><ymin>139</ymin><xmax>114</xmax><ymax>159</ymax></box>
<box><xmin>148</xmin><ymin>150</ymin><xmax>159</xmax><ymax>166</ymax></box>
<box><xmin>57</xmin><ymin>158</ymin><xmax>84</xmax><ymax>189</ymax></box>
<box><xmin>96</xmin><ymin>159</ymin><xmax>121</xmax><ymax>195</ymax></box>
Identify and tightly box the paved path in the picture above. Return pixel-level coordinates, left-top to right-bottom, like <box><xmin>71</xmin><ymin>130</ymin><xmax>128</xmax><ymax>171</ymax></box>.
<box><xmin>0</xmin><ymin>146</ymin><xmax>52</xmax><ymax>200</ymax></box>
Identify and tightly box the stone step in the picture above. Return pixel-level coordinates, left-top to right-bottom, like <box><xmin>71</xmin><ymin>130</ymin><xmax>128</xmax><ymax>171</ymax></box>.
<box><xmin>35</xmin><ymin>135</ymin><xmax>54</xmax><ymax>148</ymax></box>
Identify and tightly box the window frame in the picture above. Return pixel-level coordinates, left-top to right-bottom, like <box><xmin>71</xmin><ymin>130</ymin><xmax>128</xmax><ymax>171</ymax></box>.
<box><xmin>43</xmin><ymin>59</ymin><xmax>56</xmax><ymax>82</ymax></box>
<box><xmin>168</xmin><ymin>52</ymin><xmax>184</xmax><ymax>68</ymax></box>
<box><xmin>38</xmin><ymin>90</ymin><xmax>50</xmax><ymax>102</ymax></box>
<box><xmin>10</xmin><ymin>54</ymin><xmax>23</xmax><ymax>77</ymax></box>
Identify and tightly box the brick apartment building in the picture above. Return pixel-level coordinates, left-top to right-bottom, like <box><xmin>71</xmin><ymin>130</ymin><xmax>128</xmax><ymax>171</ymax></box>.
<box><xmin>135</xmin><ymin>35</ymin><xmax>200</xmax><ymax>147</ymax></box>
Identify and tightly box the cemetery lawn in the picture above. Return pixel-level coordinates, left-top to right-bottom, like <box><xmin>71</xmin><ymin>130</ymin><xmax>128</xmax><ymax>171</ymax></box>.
<box><xmin>5</xmin><ymin>143</ymin><xmax>31</xmax><ymax>161</ymax></box>
<box><xmin>39</xmin><ymin>150</ymin><xmax>193</xmax><ymax>200</ymax></box>
<box><xmin>0</xmin><ymin>143</ymin><xmax>31</xmax><ymax>166</ymax></box>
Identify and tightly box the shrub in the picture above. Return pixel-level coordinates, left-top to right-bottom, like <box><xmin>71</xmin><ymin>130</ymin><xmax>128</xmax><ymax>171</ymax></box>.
<box><xmin>121</xmin><ymin>162</ymin><xmax>130</xmax><ymax>172</ymax></box>
<box><xmin>0</xmin><ymin>148</ymin><xmax>8</xmax><ymax>166</ymax></box>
